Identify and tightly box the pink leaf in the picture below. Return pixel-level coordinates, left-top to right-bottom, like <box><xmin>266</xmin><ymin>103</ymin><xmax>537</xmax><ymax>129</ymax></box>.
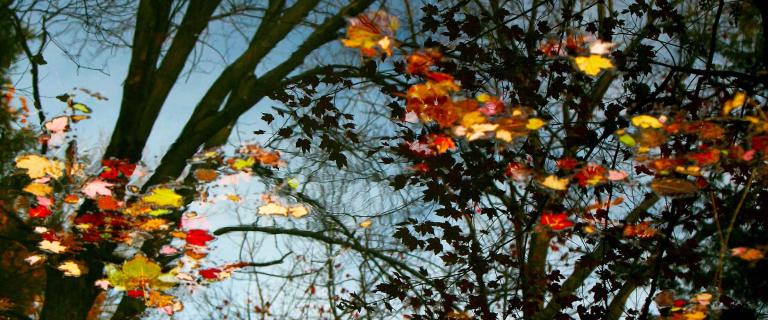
<box><xmin>44</xmin><ymin>116</ymin><xmax>69</xmax><ymax>132</ymax></box>
<box><xmin>82</xmin><ymin>179</ymin><xmax>113</xmax><ymax>198</ymax></box>
<box><xmin>607</xmin><ymin>170</ymin><xmax>628</xmax><ymax>181</ymax></box>
<box><xmin>160</xmin><ymin>245</ymin><xmax>179</xmax><ymax>255</ymax></box>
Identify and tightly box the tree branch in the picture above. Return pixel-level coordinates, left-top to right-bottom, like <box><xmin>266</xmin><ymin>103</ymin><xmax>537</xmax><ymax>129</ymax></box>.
<box><xmin>533</xmin><ymin>194</ymin><xmax>659</xmax><ymax>320</ymax></box>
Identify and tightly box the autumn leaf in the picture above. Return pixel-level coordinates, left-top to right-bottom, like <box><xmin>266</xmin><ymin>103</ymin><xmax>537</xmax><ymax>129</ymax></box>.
<box><xmin>623</xmin><ymin>222</ymin><xmax>656</xmax><ymax>238</ymax></box>
<box><xmin>539</xmin><ymin>175</ymin><xmax>569</xmax><ymax>190</ymax></box>
<box><xmin>81</xmin><ymin>179</ymin><xmax>114</xmax><ymax>198</ymax></box>
<box><xmin>15</xmin><ymin>154</ymin><xmax>63</xmax><ymax>179</ymax></box>
<box><xmin>258</xmin><ymin>202</ymin><xmax>309</xmax><ymax>218</ymax></box>
<box><xmin>97</xmin><ymin>196</ymin><xmax>121</xmax><ymax>211</ymax></box>
<box><xmin>258</xmin><ymin>203</ymin><xmax>288</xmax><ymax>216</ymax></box>
<box><xmin>289</xmin><ymin>205</ymin><xmax>310</xmax><ymax>218</ymax></box>
<box><xmin>44</xmin><ymin>116</ymin><xmax>69</xmax><ymax>132</ymax></box>
<box><xmin>631</xmin><ymin>115</ymin><xmax>664</xmax><ymax>129</ymax></box>
<box><xmin>25</xmin><ymin>254</ymin><xmax>45</xmax><ymax>266</ymax></box>
<box><xmin>199</xmin><ymin>268</ymin><xmax>222</xmax><ymax>280</ymax></box>
<box><xmin>286</xmin><ymin>178</ymin><xmax>300</xmax><ymax>189</ymax></box>
<box><xmin>140</xmin><ymin>218</ymin><xmax>170</xmax><ymax>231</ymax></box>
<box><xmin>193</xmin><ymin>169</ymin><xmax>218</xmax><ymax>182</ymax></box>
<box><xmin>617</xmin><ymin>133</ymin><xmax>636</xmax><ymax>146</ymax></box>
<box><xmin>459</xmin><ymin>111</ymin><xmax>486</xmax><ymax>128</ymax></box>
<box><xmin>105</xmin><ymin>254</ymin><xmax>176</xmax><ymax>291</ymax></box>
<box><xmin>185</xmin><ymin>229</ymin><xmax>215</xmax><ymax>246</ymax></box>
<box><xmin>230</xmin><ymin>157</ymin><xmax>255</xmax><ymax>171</ymax></box>
<box><xmin>406</xmin><ymin>49</ymin><xmax>441</xmax><ymax>75</ymax></box>
<box><xmin>589</xmin><ymin>40</ymin><xmax>614</xmax><ymax>55</ymax></box>
<box><xmin>143</xmin><ymin>187</ymin><xmax>183</xmax><ymax>208</ymax></box>
<box><xmin>429</xmin><ymin>134</ymin><xmax>456</xmax><ymax>154</ymax></box>
<box><xmin>525</xmin><ymin>118</ymin><xmax>546</xmax><ymax>130</ymax></box>
<box><xmin>540</xmin><ymin>212</ymin><xmax>574</xmax><ymax>231</ymax></box>
<box><xmin>70</xmin><ymin>102</ymin><xmax>92</xmax><ymax>113</ymax></box>
<box><xmin>607</xmin><ymin>170</ymin><xmax>628</xmax><ymax>181</ymax></box>
<box><xmin>63</xmin><ymin>194</ymin><xmax>80</xmax><ymax>204</ymax></box>
<box><xmin>58</xmin><ymin>260</ymin><xmax>84</xmax><ymax>277</ymax></box>
<box><xmin>465</xmin><ymin>123</ymin><xmax>498</xmax><ymax>141</ymax></box>
<box><xmin>29</xmin><ymin>205</ymin><xmax>52</xmax><ymax>218</ymax></box>
<box><xmin>23</xmin><ymin>183</ymin><xmax>52</xmax><ymax>197</ymax></box>
<box><xmin>574</xmin><ymin>54</ymin><xmax>614</xmax><ymax>76</ymax></box>
<box><xmin>341</xmin><ymin>11</ymin><xmax>399</xmax><ymax>57</ymax></box>
<box><xmin>573</xmin><ymin>164</ymin><xmax>607</xmax><ymax>186</ymax></box>
<box><xmin>723</xmin><ymin>92</ymin><xmax>746</xmax><ymax>115</ymax></box>
<box><xmin>731</xmin><ymin>247</ymin><xmax>764</xmax><ymax>262</ymax></box>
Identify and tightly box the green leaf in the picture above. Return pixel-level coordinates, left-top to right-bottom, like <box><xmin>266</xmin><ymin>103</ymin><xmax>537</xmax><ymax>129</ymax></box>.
<box><xmin>71</xmin><ymin>102</ymin><xmax>92</xmax><ymax>113</ymax></box>
<box><xmin>123</xmin><ymin>254</ymin><xmax>161</xmax><ymax>281</ymax></box>
<box><xmin>619</xmin><ymin>134</ymin><xmax>636</xmax><ymax>147</ymax></box>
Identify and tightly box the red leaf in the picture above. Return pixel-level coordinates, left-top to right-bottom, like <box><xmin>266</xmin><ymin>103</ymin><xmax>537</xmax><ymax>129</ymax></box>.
<box><xmin>556</xmin><ymin>157</ymin><xmax>579</xmax><ymax>170</ymax></box>
<box><xmin>29</xmin><ymin>205</ymin><xmax>52</xmax><ymax>218</ymax></box>
<box><xmin>127</xmin><ymin>290</ymin><xmax>144</xmax><ymax>298</ymax></box>
<box><xmin>186</xmin><ymin>229</ymin><xmax>215</xmax><ymax>246</ymax></box>
<box><xmin>200</xmin><ymin>268</ymin><xmax>221</xmax><ymax>280</ymax></box>
<box><xmin>540</xmin><ymin>212</ymin><xmax>574</xmax><ymax>231</ymax></box>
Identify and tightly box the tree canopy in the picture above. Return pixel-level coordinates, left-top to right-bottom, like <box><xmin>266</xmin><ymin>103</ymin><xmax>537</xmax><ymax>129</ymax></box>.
<box><xmin>1</xmin><ymin>0</ymin><xmax>768</xmax><ymax>319</ymax></box>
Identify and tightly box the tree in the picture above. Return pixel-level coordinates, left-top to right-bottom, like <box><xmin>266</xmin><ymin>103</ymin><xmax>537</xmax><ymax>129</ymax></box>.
<box><xmin>0</xmin><ymin>9</ymin><xmax>44</xmax><ymax>319</ymax></box>
<box><xmin>2</xmin><ymin>0</ymin><xmax>383</xmax><ymax>319</ymax></box>
<box><xmin>3</xmin><ymin>0</ymin><xmax>768</xmax><ymax>319</ymax></box>
<box><xmin>218</xmin><ymin>1</ymin><xmax>768</xmax><ymax>319</ymax></box>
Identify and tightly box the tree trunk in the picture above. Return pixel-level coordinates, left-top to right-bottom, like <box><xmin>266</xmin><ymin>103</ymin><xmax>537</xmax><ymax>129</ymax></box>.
<box><xmin>40</xmin><ymin>258</ymin><xmax>104</xmax><ymax>320</ymax></box>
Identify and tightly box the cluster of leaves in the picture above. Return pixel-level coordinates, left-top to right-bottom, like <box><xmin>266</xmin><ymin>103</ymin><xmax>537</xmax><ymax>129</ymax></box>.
<box><xmin>3</xmin><ymin>88</ymin><xmax>311</xmax><ymax>316</ymax></box>
<box><xmin>339</xmin><ymin>4</ymin><xmax>768</xmax><ymax>319</ymax></box>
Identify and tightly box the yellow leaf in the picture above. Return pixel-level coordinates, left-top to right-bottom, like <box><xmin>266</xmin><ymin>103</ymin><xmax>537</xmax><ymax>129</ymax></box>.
<box><xmin>526</xmin><ymin>118</ymin><xmax>546</xmax><ymax>130</ymax></box>
<box><xmin>258</xmin><ymin>203</ymin><xmax>288</xmax><ymax>216</ymax></box>
<box><xmin>360</xmin><ymin>219</ymin><xmax>373</xmax><ymax>228</ymax></box>
<box><xmin>25</xmin><ymin>254</ymin><xmax>44</xmax><ymax>265</ymax></box>
<box><xmin>140</xmin><ymin>218</ymin><xmax>169</xmax><ymax>231</ymax></box>
<box><xmin>24</xmin><ymin>183</ymin><xmax>53</xmax><ymax>197</ymax></box>
<box><xmin>684</xmin><ymin>311</ymin><xmax>706</xmax><ymax>320</ymax></box>
<box><xmin>148</xmin><ymin>209</ymin><xmax>172</xmax><ymax>216</ymax></box>
<box><xmin>15</xmin><ymin>155</ymin><xmax>63</xmax><ymax>179</ymax></box>
<box><xmin>377</xmin><ymin>36</ymin><xmax>394</xmax><ymax>56</ymax></box>
<box><xmin>460</xmin><ymin>111</ymin><xmax>486</xmax><ymax>128</ymax></box>
<box><xmin>495</xmin><ymin>129</ymin><xmax>513</xmax><ymax>142</ymax></box>
<box><xmin>631</xmin><ymin>115</ymin><xmax>663</xmax><ymax>129</ymax></box>
<box><xmin>466</xmin><ymin>123</ymin><xmax>498</xmax><ymax>141</ymax></box>
<box><xmin>231</xmin><ymin>157</ymin><xmax>255</xmax><ymax>171</ymax></box>
<box><xmin>540</xmin><ymin>175</ymin><xmax>569</xmax><ymax>191</ymax></box>
<box><xmin>39</xmin><ymin>240</ymin><xmax>67</xmax><ymax>253</ymax></box>
<box><xmin>58</xmin><ymin>260</ymin><xmax>83</xmax><ymax>277</ymax></box>
<box><xmin>574</xmin><ymin>54</ymin><xmax>614</xmax><ymax>76</ymax></box>
<box><xmin>476</xmin><ymin>93</ymin><xmax>492</xmax><ymax>103</ymax></box>
<box><xmin>289</xmin><ymin>205</ymin><xmax>309</xmax><ymax>218</ymax></box>
<box><xmin>143</xmin><ymin>187</ymin><xmax>183</xmax><ymax>208</ymax></box>
<box><xmin>723</xmin><ymin>92</ymin><xmax>746</xmax><ymax>115</ymax></box>
<box><xmin>675</xmin><ymin>166</ymin><xmax>701</xmax><ymax>176</ymax></box>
